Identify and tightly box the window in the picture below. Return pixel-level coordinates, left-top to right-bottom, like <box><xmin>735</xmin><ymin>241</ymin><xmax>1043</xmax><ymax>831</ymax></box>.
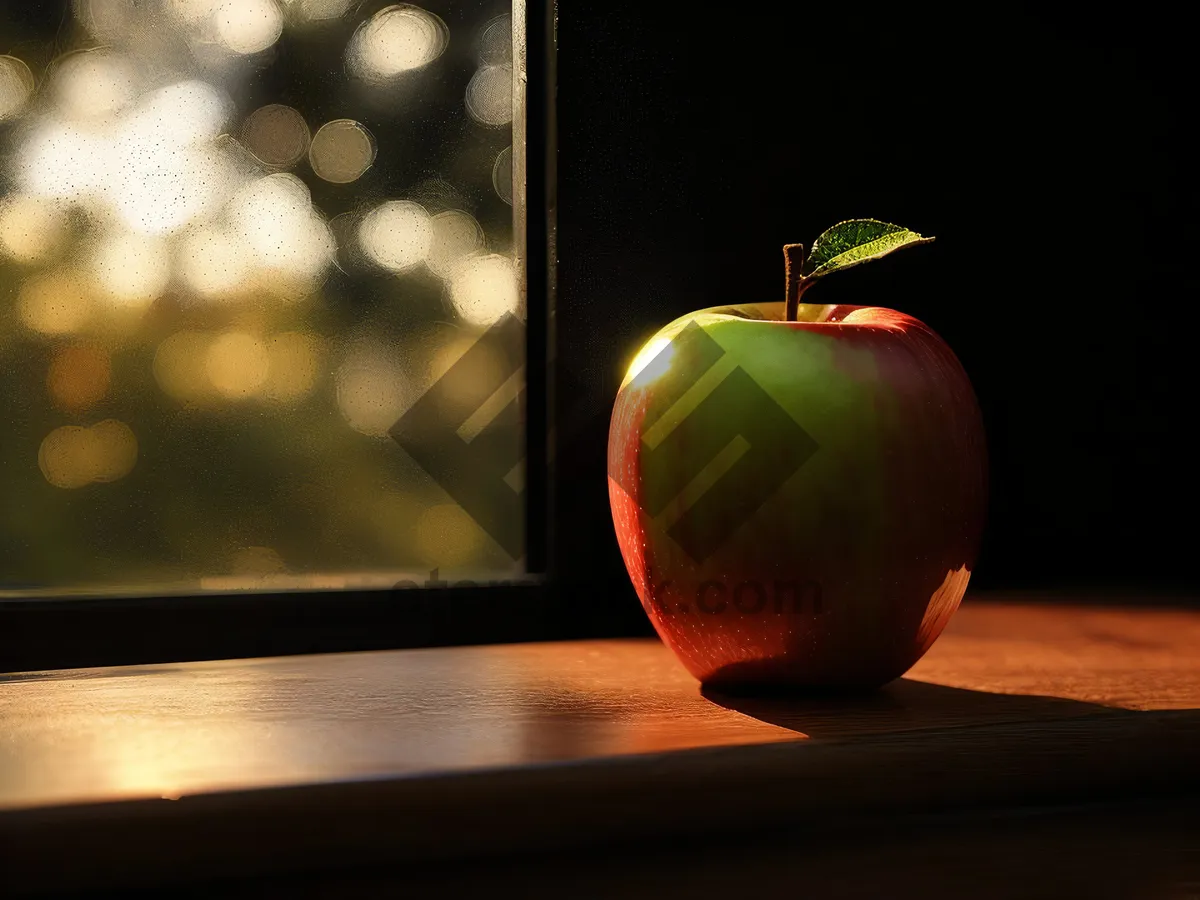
<box><xmin>0</xmin><ymin>0</ymin><xmax>557</xmax><ymax>668</ymax></box>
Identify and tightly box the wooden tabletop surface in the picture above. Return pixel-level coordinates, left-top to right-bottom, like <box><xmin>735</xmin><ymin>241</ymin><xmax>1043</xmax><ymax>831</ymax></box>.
<box><xmin>2</xmin><ymin>596</ymin><xmax>1199</xmax><ymax>892</ymax></box>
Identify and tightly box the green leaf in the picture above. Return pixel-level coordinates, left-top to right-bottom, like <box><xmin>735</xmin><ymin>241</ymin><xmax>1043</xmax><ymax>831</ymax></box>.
<box><xmin>802</xmin><ymin>219</ymin><xmax>934</xmax><ymax>279</ymax></box>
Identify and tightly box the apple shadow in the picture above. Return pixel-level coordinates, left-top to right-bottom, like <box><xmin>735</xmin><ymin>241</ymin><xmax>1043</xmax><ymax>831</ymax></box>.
<box><xmin>699</xmin><ymin>677</ymin><xmax>1124</xmax><ymax>740</ymax></box>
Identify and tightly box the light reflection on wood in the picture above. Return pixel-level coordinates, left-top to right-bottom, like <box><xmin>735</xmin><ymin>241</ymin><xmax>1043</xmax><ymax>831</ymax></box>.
<box><xmin>0</xmin><ymin>599</ymin><xmax>1198</xmax><ymax>812</ymax></box>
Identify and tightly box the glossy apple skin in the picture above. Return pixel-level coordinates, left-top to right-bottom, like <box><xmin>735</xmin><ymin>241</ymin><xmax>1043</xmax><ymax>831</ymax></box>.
<box><xmin>608</xmin><ymin>302</ymin><xmax>987</xmax><ymax>689</ymax></box>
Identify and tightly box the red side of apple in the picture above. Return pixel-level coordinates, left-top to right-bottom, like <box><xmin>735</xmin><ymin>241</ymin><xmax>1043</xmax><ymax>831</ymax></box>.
<box><xmin>608</xmin><ymin>303</ymin><xmax>987</xmax><ymax>689</ymax></box>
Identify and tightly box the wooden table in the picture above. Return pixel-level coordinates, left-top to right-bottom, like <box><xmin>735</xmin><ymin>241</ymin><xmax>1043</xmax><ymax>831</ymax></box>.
<box><xmin>2</xmin><ymin>596</ymin><xmax>1199</xmax><ymax>896</ymax></box>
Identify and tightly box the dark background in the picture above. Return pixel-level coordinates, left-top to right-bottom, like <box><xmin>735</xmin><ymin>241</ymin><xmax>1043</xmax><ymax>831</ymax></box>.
<box><xmin>0</xmin><ymin>1</ymin><xmax>1194</xmax><ymax>669</ymax></box>
<box><xmin>555</xmin><ymin>1</ymin><xmax>1196</xmax><ymax>611</ymax></box>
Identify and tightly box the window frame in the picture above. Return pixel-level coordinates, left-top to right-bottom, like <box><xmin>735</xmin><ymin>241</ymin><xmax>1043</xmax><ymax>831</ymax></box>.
<box><xmin>0</xmin><ymin>0</ymin><xmax>649</xmax><ymax>674</ymax></box>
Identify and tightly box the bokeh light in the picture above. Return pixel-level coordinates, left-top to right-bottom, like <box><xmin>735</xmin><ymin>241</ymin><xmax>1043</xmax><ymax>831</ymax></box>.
<box><xmin>47</xmin><ymin>345</ymin><xmax>112</xmax><ymax>413</ymax></box>
<box><xmin>0</xmin><ymin>55</ymin><xmax>35</xmax><ymax>121</ymax></box>
<box><xmin>1</xmin><ymin>0</ymin><xmax>523</xmax><ymax>586</ymax></box>
<box><xmin>87</xmin><ymin>419</ymin><xmax>140</xmax><ymax>483</ymax></box>
<box><xmin>168</xmin><ymin>0</ymin><xmax>220</xmax><ymax>26</ymax></box>
<box><xmin>358</xmin><ymin>200</ymin><xmax>433</xmax><ymax>273</ymax></box>
<box><xmin>177</xmin><ymin>227</ymin><xmax>254</xmax><ymax>300</ymax></box>
<box><xmin>39</xmin><ymin>420</ymin><xmax>138</xmax><ymax>489</ymax></box>
<box><xmin>92</xmin><ymin>231</ymin><xmax>171</xmax><ymax>307</ymax></box>
<box><xmin>39</xmin><ymin>427</ymin><xmax>93</xmax><ymax>490</ymax></box>
<box><xmin>336</xmin><ymin>347</ymin><xmax>411</xmax><ymax>437</ymax></box>
<box><xmin>0</xmin><ymin>196</ymin><xmax>70</xmax><ymax>264</ymax></box>
<box><xmin>264</xmin><ymin>331</ymin><xmax>323</xmax><ymax>403</ymax></box>
<box><xmin>466</xmin><ymin>65</ymin><xmax>513</xmax><ymax>126</ymax></box>
<box><xmin>108</xmin><ymin>82</ymin><xmax>234</xmax><ymax>235</ymax></box>
<box><xmin>476</xmin><ymin>14</ymin><xmax>512</xmax><ymax>65</ymax></box>
<box><xmin>241</xmin><ymin>104</ymin><xmax>310</xmax><ymax>168</ymax></box>
<box><xmin>280</xmin><ymin>0</ymin><xmax>354</xmax><ymax>24</ymax></box>
<box><xmin>16</xmin><ymin>80</ymin><xmax>235</xmax><ymax>236</ymax></box>
<box><xmin>347</xmin><ymin>5</ymin><xmax>449</xmax><ymax>82</ymax></box>
<box><xmin>132</xmin><ymin>79</ymin><xmax>231</xmax><ymax>145</ymax></box>
<box><xmin>216</xmin><ymin>0</ymin><xmax>284</xmax><ymax>55</ymax></box>
<box><xmin>448</xmin><ymin>253</ymin><xmax>519</xmax><ymax>325</ymax></box>
<box><xmin>226</xmin><ymin>173</ymin><xmax>335</xmax><ymax>294</ymax></box>
<box><xmin>73</xmin><ymin>0</ymin><xmax>138</xmax><ymax>43</ymax></box>
<box><xmin>206</xmin><ymin>331</ymin><xmax>270</xmax><ymax>398</ymax></box>
<box><xmin>51</xmin><ymin>50</ymin><xmax>138</xmax><ymax>121</ymax></box>
<box><xmin>308</xmin><ymin>119</ymin><xmax>376</xmax><ymax>184</ymax></box>
<box><xmin>426</xmin><ymin>210</ymin><xmax>484</xmax><ymax>278</ymax></box>
<box><xmin>492</xmin><ymin>146</ymin><xmax>513</xmax><ymax>205</ymax></box>
<box><xmin>18</xmin><ymin>269</ymin><xmax>96</xmax><ymax>335</ymax></box>
<box><xmin>14</xmin><ymin>120</ymin><xmax>105</xmax><ymax>202</ymax></box>
<box><xmin>154</xmin><ymin>328</ymin><xmax>326</xmax><ymax>405</ymax></box>
<box><xmin>153</xmin><ymin>331</ymin><xmax>215</xmax><ymax>403</ymax></box>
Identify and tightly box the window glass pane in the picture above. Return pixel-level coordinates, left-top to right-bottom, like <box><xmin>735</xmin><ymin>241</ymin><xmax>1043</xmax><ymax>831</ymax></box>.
<box><xmin>0</xmin><ymin>0</ymin><xmax>528</xmax><ymax>594</ymax></box>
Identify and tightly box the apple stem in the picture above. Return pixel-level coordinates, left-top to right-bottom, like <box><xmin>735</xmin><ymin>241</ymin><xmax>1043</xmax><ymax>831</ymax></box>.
<box><xmin>784</xmin><ymin>243</ymin><xmax>807</xmax><ymax>322</ymax></box>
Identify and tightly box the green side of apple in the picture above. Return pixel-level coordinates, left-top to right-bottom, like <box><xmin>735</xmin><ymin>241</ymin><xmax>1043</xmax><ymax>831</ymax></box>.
<box><xmin>701</xmin><ymin>313</ymin><xmax>892</xmax><ymax>591</ymax></box>
<box><xmin>628</xmin><ymin>304</ymin><xmax>901</xmax><ymax>618</ymax></box>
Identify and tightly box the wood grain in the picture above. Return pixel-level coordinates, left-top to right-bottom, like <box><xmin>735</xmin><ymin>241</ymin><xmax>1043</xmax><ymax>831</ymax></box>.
<box><xmin>1</xmin><ymin>597</ymin><xmax>1198</xmax><ymax>893</ymax></box>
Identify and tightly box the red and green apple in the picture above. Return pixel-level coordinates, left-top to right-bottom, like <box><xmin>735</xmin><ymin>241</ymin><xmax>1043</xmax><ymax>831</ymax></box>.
<box><xmin>608</xmin><ymin>220</ymin><xmax>986</xmax><ymax>689</ymax></box>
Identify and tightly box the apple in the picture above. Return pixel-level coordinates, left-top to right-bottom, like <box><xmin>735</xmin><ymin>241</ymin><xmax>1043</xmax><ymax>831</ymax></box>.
<box><xmin>608</xmin><ymin>221</ymin><xmax>986</xmax><ymax>689</ymax></box>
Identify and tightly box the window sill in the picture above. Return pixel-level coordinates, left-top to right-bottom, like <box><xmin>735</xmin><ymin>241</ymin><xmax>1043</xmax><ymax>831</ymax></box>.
<box><xmin>2</xmin><ymin>594</ymin><xmax>1199</xmax><ymax>894</ymax></box>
